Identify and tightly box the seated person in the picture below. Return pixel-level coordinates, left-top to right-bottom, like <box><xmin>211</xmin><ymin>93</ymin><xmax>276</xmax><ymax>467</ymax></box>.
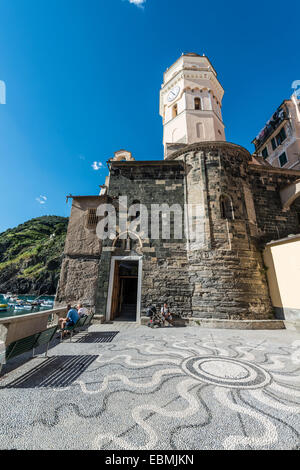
<box><xmin>161</xmin><ymin>303</ymin><xmax>174</xmax><ymax>327</ymax></box>
<box><xmin>77</xmin><ymin>303</ymin><xmax>88</xmax><ymax>318</ymax></box>
<box><xmin>58</xmin><ymin>304</ymin><xmax>80</xmax><ymax>337</ymax></box>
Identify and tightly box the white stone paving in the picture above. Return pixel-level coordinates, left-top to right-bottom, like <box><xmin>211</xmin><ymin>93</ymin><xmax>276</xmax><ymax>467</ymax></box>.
<box><xmin>0</xmin><ymin>324</ymin><xmax>299</xmax><ymax>450</ymax></box>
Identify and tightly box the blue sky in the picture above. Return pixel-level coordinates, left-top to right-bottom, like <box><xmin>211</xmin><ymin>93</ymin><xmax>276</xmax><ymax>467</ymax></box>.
<box><xmin>0</xmin><ymin>0</ymin><xmax>299</xmax><ymax>232</ymax></box>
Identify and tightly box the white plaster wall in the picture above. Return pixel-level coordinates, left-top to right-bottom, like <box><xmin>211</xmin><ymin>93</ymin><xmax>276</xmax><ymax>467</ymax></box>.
<box><xmin>163</xmin><ymin>112</ymin><xmax>187</xmax><ymax>145</ymax></box>
<box><xmin>264</xmin><ymin>237</ymin><xmax>300</xmax><ymax>312</ymax></box>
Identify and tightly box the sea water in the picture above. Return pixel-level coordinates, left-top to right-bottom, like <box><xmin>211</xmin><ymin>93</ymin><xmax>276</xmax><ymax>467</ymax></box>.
<box><xmin>0</xmin><ymin>294</ymin><xmax>55</xmax><ymax>319</ymax></box>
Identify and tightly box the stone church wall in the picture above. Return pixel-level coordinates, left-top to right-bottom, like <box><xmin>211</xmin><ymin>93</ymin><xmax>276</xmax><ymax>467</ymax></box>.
<box><xmin>95</xmin><ymin>162</ymin><xmax>193</xmax><ymax>317</ymax></box>
<box><xmin>248</xmin><ymin>167</ymin><xmax>300</xmax><ymax>243</ymax></box>
<box><xmin>55</xmin><ymin>196</ymin><xmax>103</xmax><ymax>309</ymax></box>
<box><xmin>170</xmin><ymin>143</ymin><xmax>275</xmax><ymax>319</ymax></box>
<box><xmin>57</xmin><ymin>144</ymin><xmax>300</xmax><ymax>321</ymax></box>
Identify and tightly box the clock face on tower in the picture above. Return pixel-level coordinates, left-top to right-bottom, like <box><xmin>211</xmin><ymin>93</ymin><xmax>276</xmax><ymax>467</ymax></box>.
<box><xmin>167</xmin><ymin>86</ymin><xmax>180</xmax><ymax>102</ymax></box>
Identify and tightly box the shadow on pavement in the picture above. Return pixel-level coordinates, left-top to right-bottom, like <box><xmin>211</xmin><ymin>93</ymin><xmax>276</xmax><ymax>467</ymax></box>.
<box><xmin>74</xmin><ymin>331</ymin><xmax>119</xmax><ymax>343</ymax></box>
<box><xmin>1</xmin><ymin>355</ymin><xmax>98</xmax><ymax>389</ymax></box>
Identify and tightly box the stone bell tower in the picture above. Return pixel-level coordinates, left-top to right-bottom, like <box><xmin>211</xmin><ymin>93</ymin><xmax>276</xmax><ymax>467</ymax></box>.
<box><xmin>159</xmin><ymin>52</ymin><xmax>226</xmax><ymax>157</ymax></box>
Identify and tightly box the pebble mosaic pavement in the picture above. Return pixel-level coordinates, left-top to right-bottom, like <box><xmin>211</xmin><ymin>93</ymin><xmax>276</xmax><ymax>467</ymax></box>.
<box><xmin>0</xmin><ymin>323</ymin><xmax>299</xmax><ymax>450</ymax></box>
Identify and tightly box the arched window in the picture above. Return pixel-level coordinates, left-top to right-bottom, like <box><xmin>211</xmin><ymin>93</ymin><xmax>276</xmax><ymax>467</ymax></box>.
<box><xmin>220</xmin><ymin>195</ymin><xmax>233</xmax><ymax>220</ymax></box>
<box><xmin>194</xmin><ymin>97</ymin><xmax>201</xmax><ymax>110</ymax></box>
<box><xmin>113</xmin><ymin>231</ymin><xmax>143</xmax><ymax>254</ymax></box>
<box><xmin>172</xmin><ymin>104</ymin><xmax>178</xmax><ymax>118</ymax></box>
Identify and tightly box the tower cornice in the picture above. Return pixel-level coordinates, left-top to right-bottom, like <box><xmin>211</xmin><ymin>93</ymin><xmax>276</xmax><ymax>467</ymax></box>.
<box><xmin>163</xmin><ymin>53</ymin><xmax>218</xmax><ymax>80</ymax></box>
<box><xmin>165</xmin><ymin>141</ymin><xmax>252</xmax><ymax>162</ymax></box>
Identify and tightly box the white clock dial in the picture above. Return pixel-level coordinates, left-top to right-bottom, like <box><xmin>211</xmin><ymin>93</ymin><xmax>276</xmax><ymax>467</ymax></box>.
<box><xmin>167</xmin><ymin>86</ymin><xmax>180</xmax><ymax>102</ymax></box>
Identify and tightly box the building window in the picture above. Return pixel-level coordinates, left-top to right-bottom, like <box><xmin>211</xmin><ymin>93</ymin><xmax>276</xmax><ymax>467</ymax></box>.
<box><xmin>86</xmin><ymin>208</ymin><xmax>98</xmax><ymax>228</ymax></box>
<box><xmin>194</xmin><ymin>97</ymin><xmax>201</xmax><ymax>110</ymax></box>
<box><xmin>220</xmin><ymin>195</ymin><xmax>233</xmax><ymax>220</ymax></box>
<box><xmin>271</xmin><ymin>127</ymin><xmax>287</xmax><ymax>151</ymax></box>
<box><xmin>172</xmin><ymin>104</ymin><xmax>178</xmax><ymax>118</ymax></box>
<box><xmin>279</xmin><ymin>152</ymin><xmax>287</xmax><ymax>167</ymax></box>
<box><xmin>262</xmin><ymin>147</ymin><xmax>268</xmax><ymax>159</ymax></box>
<box><xmin>276</xmin><ymin>127</ymin><xmax>287</xmax><ymax>146</ymax></box>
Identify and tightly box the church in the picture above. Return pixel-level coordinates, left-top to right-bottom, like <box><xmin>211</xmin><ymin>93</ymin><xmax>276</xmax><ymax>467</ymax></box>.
<box><xmin>55</xmin><ymin>53</ymin><xmax>300</xmax><ymax>324</ymax></box>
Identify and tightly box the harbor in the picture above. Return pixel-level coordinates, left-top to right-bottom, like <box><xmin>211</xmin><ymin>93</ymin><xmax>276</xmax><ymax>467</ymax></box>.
<box><xmin>0</xmin><ymin>293</ymin><xmax>55</xmax><ymax>319</ymax></box>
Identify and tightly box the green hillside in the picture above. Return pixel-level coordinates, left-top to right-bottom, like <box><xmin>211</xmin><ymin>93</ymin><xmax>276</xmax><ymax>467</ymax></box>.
<box><xmin>0</xmin><ymin>215</ymin><xmax>68</xmax><ymax>295</ymax></box>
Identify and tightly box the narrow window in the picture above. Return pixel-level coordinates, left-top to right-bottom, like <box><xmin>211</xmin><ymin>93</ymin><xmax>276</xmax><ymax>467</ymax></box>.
<box><xmin>196</xmin><ymin>122</ymin><xmax>203</xmax><ymax>138</ymax></box>
<box><xmin>172</xmin><ymin>104</ymin><xmax>178</xmax><ymax>118</ymax></box>
<box><xmin>271</xmin><ymin>138</ymin><xmax>277</xmax><ymax>150</ymax></box>
<box><xmin>220</xmin><ymin>195</ymin><xmax>233</xmax><ymax>220</ymax></box>
<box><xmin>279</xmin><ymin>152</ymin><xmax>287</xmax><ymax>167</ymax></box>
<box><xmin>276</xmin><ymin>127</ymin><xmax>287</xmax><ymax>146</ymax></box>
<box><xmin>262</xmin><ymin>147</ymin><xmax>268</xmax><ymax>159</ymax></box>
<box><xmin>87</xmin><ymin>208</ymin><xmax>98</xmax><ymax>228</ymax></box>
<box><xmin>194</xmin><ymin>97</ymin><xmax>201</xmax><ymax>110</ymax></box>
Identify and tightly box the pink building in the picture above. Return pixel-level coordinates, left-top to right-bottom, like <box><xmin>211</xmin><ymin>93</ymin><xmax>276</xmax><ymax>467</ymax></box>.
<box><xmin>252</xmin><ymin>95</ymin><xmax>300</xmax><ymax>170</ymax></box>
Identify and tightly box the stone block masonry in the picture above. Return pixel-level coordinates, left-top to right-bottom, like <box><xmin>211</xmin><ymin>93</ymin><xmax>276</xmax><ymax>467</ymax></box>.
<box><xmin>56</xmin><ymin>143</ymin><xmax>300</xmax><ymax>322</ymax></box>
<box><xmin>95</xmin><ymin>161</ymin><xmax>193</xmax><ymax>318</ymax></box>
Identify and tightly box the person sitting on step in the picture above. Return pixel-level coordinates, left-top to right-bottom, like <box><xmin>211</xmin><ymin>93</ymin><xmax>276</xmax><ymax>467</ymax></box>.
<box><xmin>161</xmin><ymin>303</ymin><xmax>174</xmax><ymax>327</ymax></box>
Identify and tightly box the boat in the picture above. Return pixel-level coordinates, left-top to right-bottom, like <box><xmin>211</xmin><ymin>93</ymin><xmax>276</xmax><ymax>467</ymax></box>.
<box><xmin>2</xmin><ymin>293</ymin><xmax>12</xmax><ymax>301</ymax></box>
<box><xmin>14</xmin><ymin>304</ymin><xmax>32</xmax><ymax>311</ymax></box>
<box><xmin>13</xmin><ymin>305</ymin><xmax>24</xmax><ymax>311</ymax></box>
<box><xmin>0</xmin><ymin>304</ymin><xmax>8</xmax><ymax>311</ymax></box>
<box><xmin>30</xmin><ymin>301</ymin><xmax>42</xmax><ymax>307</ymax></box>
<box><xmin>40</xmin><ymin>300</ymin><xmax>54</xmax><ymax>307</ymax></box>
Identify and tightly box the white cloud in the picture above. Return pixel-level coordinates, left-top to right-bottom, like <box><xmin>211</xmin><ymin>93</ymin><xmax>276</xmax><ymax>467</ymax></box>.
<box><xmin>36</xmin><ymin>195</ymin><xmax>47</xmax><ymax>205</ymax></box>
<box><xmin>0</xmin><ymin>80</ymin><xmax>6</xmax><ymax>105</ymax></box>
<box><xmin>92</xmin><ymin>161</ymin><xmax>104</xmax><ymax>171</ymax></box>
<box><xmin>128</xmin><ymin>0</ymin><xmax>146</xmax><ymax>7</ymax></box>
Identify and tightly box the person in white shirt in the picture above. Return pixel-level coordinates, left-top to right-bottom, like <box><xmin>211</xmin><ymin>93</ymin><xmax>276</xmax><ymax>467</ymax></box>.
<box><xmin>77</xmin><ymin>303</ymin><xmax>88</xmax><ymax>318</ymax></box>
<box><xmin>161</xmin><ymin>303</ymin><xmax>174</xmax><ymax>327</ymax></box>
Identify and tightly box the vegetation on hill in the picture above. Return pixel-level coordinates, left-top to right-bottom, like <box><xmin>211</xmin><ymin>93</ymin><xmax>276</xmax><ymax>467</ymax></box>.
<box><xmin>0</xmin><ymin>216</ymin><xmax>68</xmax><ymax>295</ymax></box>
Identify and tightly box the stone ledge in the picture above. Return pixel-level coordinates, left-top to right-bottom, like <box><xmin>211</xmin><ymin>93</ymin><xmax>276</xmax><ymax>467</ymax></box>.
<box><xmin>93</xmin><ymin>314</ymin><xmax>106</xmax><ymax>324</ymax></box>
<box><xmin>0</xmin><ymin>307</ymin><xmax>66</xmax><ymax>345</ymax></box>
<box><xmin>184</xmin><ymin>318</ymin><xmax>285</xmax><ymax>330</ymax></box>
<box><xmin>140</xmin><ymin>316</ymin><xmax>285</xmax><ymax>330</ymax></box>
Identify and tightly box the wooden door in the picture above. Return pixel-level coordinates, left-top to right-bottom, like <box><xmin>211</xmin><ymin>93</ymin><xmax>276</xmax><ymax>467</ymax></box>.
<box><xmin>110</xmin><ymin>261</ymin><xmax>120</xmax><ymax>321</ymax></box>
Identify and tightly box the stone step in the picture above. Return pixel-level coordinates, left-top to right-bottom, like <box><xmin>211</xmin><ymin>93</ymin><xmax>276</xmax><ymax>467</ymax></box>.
<box><xmin>140</xmin><ymin>316</ymin><xmax>285</xmax><ymax>329</ymax></box>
